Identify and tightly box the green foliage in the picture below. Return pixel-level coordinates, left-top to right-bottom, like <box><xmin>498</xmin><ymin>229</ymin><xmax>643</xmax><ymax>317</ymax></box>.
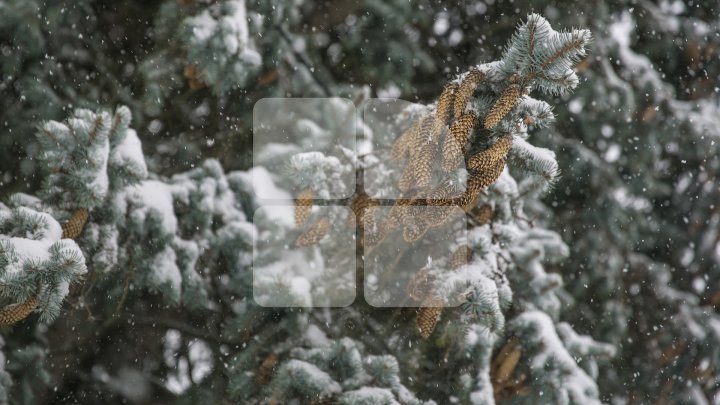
<box><xmin>0</xmin><ymin>204</ymin><xmax>86</xmax><ymax>321</ymax></box>
<box><xmin>1</xmin><ymin>0</ymin><xmax>717</xmax><ymax>404</ymax></box>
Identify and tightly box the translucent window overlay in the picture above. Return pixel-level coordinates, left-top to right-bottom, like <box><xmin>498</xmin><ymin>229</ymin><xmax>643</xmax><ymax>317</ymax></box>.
<box><xmin>362</xmin><ymin>99</ymin><xmax>468</xmax><ymax>200</ymax></box>
<box><xmin>252</xmin><ymin>98</ymin><xmax>473</xmax><ymax>309</ymax></box>
<box><xmin>363</xmin><ymin>206</ymin><xmax>468</xmax><ymax>307</ymax></box>
<box><xmin>252</xmin><ymin>98</ymin><xmax>356</xmax><ymax>201</ymax></box>
<box><xmin>253</xmin><ymin>205</ymin><xmax>356</xmax><ymax>307</ymax></box>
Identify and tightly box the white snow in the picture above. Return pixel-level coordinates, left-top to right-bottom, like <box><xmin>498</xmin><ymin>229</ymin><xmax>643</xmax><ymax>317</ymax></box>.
<box><xmin>513</xmin><ymin>311</ymin><xmax>601</xmax><ymax>404</ymax></box>
<box><xmin>1</xmin><ymin>238</ymin><xmax>52</xmax><ymax>275</ymax></box>
<box><xmin>220</xmin><ymin>0</ymin><xmax>250</xmax><ymax>54</ymax></box>
<box><xmin>304</xmin><ymin>324</ymin><xmax>331</xmax><ymax>348</ymax></box>
<box><xmin>109</xmin><ymin>129</ymin><xmax>148</xmax><ymax>179</ymax></box>
<box><xmin>77</xmin><ymin>122</ymin><xmax>112</xmax><ymax>203</ymax></box>
<box><xmin>439</xmin><ymin>266</ymin><xmax>498</xmax><ymax>307</ymax></box>
<box><xmin>282</xmin><ymin>360</ymin><xmax>342</xmax><ymax>395</ymax></box>
<box><xmin>188</xmin><ymin>339</ymin><xmax>214</xmax><ymax>382</ymax></box>
<box><xmin>340</xmin><ymin>387</ymin><xmax>398</xmax><ymax>404</ymax></box>
<box><xmin>121</xmin><ymin>180</ymin><xmax>178</xmax><ymax>235</ymax></box>
<box><xmin>31</xmin><ymin>208</ymin><xmax>63</xmax><ymax>241</ymax></box>
<box><xmin>188</xmin><ymin>11</ymin><xmax>216</xmax><ymax>43</ymax></box>
<box><xmin>245</xmin><ymin>166</ymin><xmax>292</xmax><ymax>200</ymax></box>
<box><xmin>612</xmin><ymin>187</ymin><xmax>651</xmax><ymax>212</ymax></box>
<box><xmin>289</xmin><ymin>276</ymin><xmax>312</xmax><ymax>307</ymax></box>
<box><xmin>0</xmin><ymin>208</ymin><xmax>86</xmax><ymax>291</ymax></box>
<box><xmin>239</xmin><ymin>48</ymin><xmax>261</xmax><ymax>66</ymax></box>
<box><xmin>149</xmin><ymin>246</ymin><xmax>182</xmax><ymax>301</ymax></box>
<box><xmin>604</xmin><ymin>143</ymin><xmax>621</xmax><ymax>162</ymax></box>
<box><xmin>289</xmin><ymin>152</ymin><xmax>343</xmax><ymax>173</ymax></box>
<box><xmin>608</xmin><ymin>13</ymin><xmax>667</xmax><ymax>92</ymax></box>
<box><xmin>187</xmin><ymin>0</ymin><xmax>260</xmax><ymax>64</ymax></box>
<box><xmin>92</xmin><ymin>225</ymin><xmax>119</xmax><ymax>271</ymax></box>
<box><xmin>509</xmin><ymin>136</ymin><xmax>559</xmax><ymax>180</ymax></box>
<box><xmin>0</xmin><ymin>208</ymin><xmax>65</xmax><ymax>275</ymax></box>
<box><xmin>8</xmin><ymin>193</ymin><xmax>42</xmax><ymax>210</ymax></box>
<box><xmin>253</xmin><ymin>249</ymin><xmax>323</xmax><ymax>307</ymax></box>
<box><xmin>253</xmin><ymin>142</ymin><xmax>302</xmax><ymax>165</ymax></box>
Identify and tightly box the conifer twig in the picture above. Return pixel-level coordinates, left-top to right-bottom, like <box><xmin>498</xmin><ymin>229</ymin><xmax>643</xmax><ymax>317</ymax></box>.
<box><xmin>2</xmin><ymin>207</ymin><xmax>90</xmax><ymax>326</ymax></box>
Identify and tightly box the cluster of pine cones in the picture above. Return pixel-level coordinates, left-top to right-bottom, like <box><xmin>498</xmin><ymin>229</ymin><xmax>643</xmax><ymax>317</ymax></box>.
<box><xmin>293</xmin><ymin>68</ymin><xmax>524</xmax><ymax>339</ymax></box>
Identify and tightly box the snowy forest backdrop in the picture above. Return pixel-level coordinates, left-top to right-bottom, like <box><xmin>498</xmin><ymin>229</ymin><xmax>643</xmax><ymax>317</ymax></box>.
<box><xmin>1</xmin><ymin>0</ymin><xmax>719</xmax><ymax>404</ymax></box>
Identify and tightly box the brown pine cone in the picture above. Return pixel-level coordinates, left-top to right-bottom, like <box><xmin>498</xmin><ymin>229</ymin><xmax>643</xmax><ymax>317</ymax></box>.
<box><xmin>295</xmin><ymin>217</ymin><xmax>331</xmax><ymax>246</ymax></box>
<box><xmin>448</xmin><ymin>245</ymin><xmax>473</xmax><ymax>270</ymax></box>
<box><xmin>442</xmin><ymin>111</ymin><xmax>477</xmax><ymax>171</ymax></box>
<box><xmin>467</xmin><ymin>135</ymin><xmax>513</xmax><ymax>172</ymax></box>
<box><xmin>183</xmin><ymin>64</ymin><xmax>206</xmax><ymax>90</ymax></box>
<box><xmin>62</xmin><ymin>207</ymin><xmax>89</xmax><ymax>239</ymax></box>
<box><xmin>432</xmin><ymin>83</ymin><xmax>458</xmax><ymax>139</ymax></box>
<box><xmin>391</xmin><ymin>121</ymin><xmax>420</xmax><ymax>161</ymax></box>
<box><xmin>473</xmin><ymin>204</ymin><xmax>495</xmax><ymax>225</ymax></box>
<box><xmin>417</xmin><ymin>297</ymin><xmax>444</xmax><ymax>339</ymax></box>
<box><xmin>255</xmin><ymin>352</ymin><xmax>278</xmax><ymax>386</ymax></box>
<box><xmin>0</xmin><ymin>295</ymin><xmax>38</xmax><ymax>326</ymax></box>
<box><xmin>294</xmin><ymin>188</ymin><xmax>314</xmax><ymax>226</ymax></box>
<box><xmin>454</xmin><ymin>68</ymin><xmax>485</xmax><ymax>119</ymax></box>
<box><xmin>484</xmin><ymin>84</ymin><xmax>521</xmax><ymax>129</ymax></box>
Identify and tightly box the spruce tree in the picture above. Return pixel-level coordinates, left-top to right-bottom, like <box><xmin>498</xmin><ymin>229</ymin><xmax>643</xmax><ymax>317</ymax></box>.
<box><xmin>1</xmin><ymin>0</ymin><xmax>718</xmax><ymax>404</ymax></box>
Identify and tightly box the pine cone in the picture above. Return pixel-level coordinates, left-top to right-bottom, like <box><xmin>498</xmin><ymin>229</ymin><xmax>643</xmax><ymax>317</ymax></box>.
<box><xmin>386</xmin><ymin>198</ymin><xmax>415</xmax><ymax>229</ymax></box>
<box><xmin>442</xmin><ymin>111</ymin><xmax>477</xmax><ymax>171</ymax></box>
<box><xmin>406</xmin><ymin>267</ymin><xmax>435</xmax><ymax>301</ymax></box>
<box><xmin>411</xmin><ymin>116</ymin><xmax>438</xmax><ymax>188</ymax></box>
<box><xmin>403</xmin><ymin>221</ymin><xmax>429</xmax><ymax>242</ymax></box>
<box><xmin>467</xmin><ymin>159</ymin><xmax>507</xmax><ymax>197</ymax></box>
<box><xmin>417</xmin><ymin>297</ymin><xmax>443</xmax><ymax>339</ymax></box>
<box><xmin>492</xmin><ymin>337</ymin><xmax>524</xmax><ymax>400</ymax></box>
<box><xmin>448</xmin><ymin>245</ymin><xmax>472</xmax><ymax>270</ymax></box>
<box><xmin>360</xmin><ymin>207</ymin><xmax>386</xmax><ymax>247</ymax></box>
<box><xmin>255</xmin><ymin>352</ymin><xmax>278</xmax><ymax>386</ymax></box>
<box><xmin>454</xmin><ymin>68</ymin><xmax>485</xmax><ymax>119</ymax></box>
<box><xmin>257</xmin><ymin>69</ymin><xmax>279</xmax><ymax>87</ymax></box>
<box><xmin>454</xmin><ymin>135</ymin><xmax>512</xmax><ymax>208</ymax></box>
<box><xmin>295</xmin><ymin>188</ymin><xmax>314</xmax><ymax>226</ymax></box>
<box><xmin>467</xmin><ymin>135</ymin><xmax>513</xmax><ymax>171</ymax></box>
<box><xmin>295</xmin><ymin>217</ymin><xmax>331</xmax><ymax>247</ymax></box>
<box><xmin>62</xmin><ymin>207</ymin><xmax>89</xmax><ymax>239</ymax></box>
<box><xmin>0</xmin><ymin>295</ymin><xmax>38</xmax><ymax>326</ymax></box>
<box><xmin>348</xmin><ymin>191</ymin><xmax>378</xmax><ymax>226</ymax></box>
<box><xmin>494</xmin><ymin>346</ymin><xmax>521</xmax><ymax>385</ymax></box>
<box><xmin>458</xmin><ymin>193</ymin><xmax>480</xmax><ymax>210</ymax></box>
<box><xmin>484</xmin><ymin>84</ymin><xmax>521</xmax><ymax>129</ymax></box>
<box><xmin>422</xmin><ymin>205</ymin><xmax>459</xmax><ymax>228</ymax></box>
<box><xmin>473</xmin><ymin>204</ymin><xmax>494</xmax><ymax>225</ymax></box>
<box><xmin>409</xmin><ymin>115</ymin><xmax>435</xmax><ymax>152</ymax></box>
<box><xmin>432</xmin><ymin>83</ymin><xmax>458</xmax><ymax>139</ymax></box>
<box><xmin>391</xmin><ymin>121</ymin><xmax>420</xmax><ymax>161</ymax></box>
<box><xmin>183</xmin><ymin>64</ymin><xmax>206</xmax><ymax>90</ymax></box>
<box><xmin>400</xmin><ymin>116</ymin><xmax>435</xmax><ymax>191</ymax></box>
<box><xmin>457</xmin><ymin>160</ymin><xmax>506</xmax><ymax>208</ymax></box>
<box><xmin>424</xmin><ymin>178</ymin><xmax>461</xmax><ymax>205</ymax></box>
<box><xmin>455</xmin><ymin>111</ymin><xmax>478</xmax><ymax>155</ymax></box>
<box><xmin>413</xmin><ymin>141</ymin><xmax>437</xmax><ymax>189</ymax></box>
<box><xmin>457</xmin><ymin>177</ymin><xmax>483</xmax><ymax>208</ymax></box>
<box><xmin>398</xmin><ymin>162</ymin><xmax>417</xmax><ymax>193</ymax></box>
